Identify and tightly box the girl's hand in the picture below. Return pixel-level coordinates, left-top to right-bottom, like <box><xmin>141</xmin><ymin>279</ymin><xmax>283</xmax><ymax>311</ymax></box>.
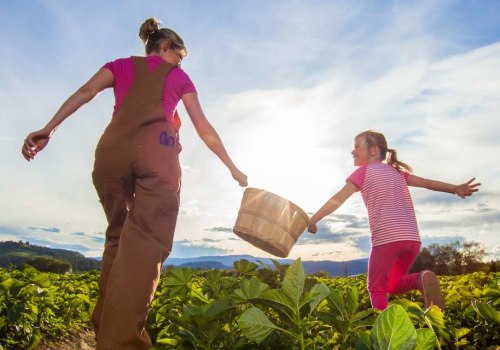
<box><xmin>308</xmin><ymin>222</ymin><xmax>317</xmax><ymax>234</ymax></box>
<box><xmin>22</xmin><ymin>128</ymin><xmax>52</xmax><ymax>161</ymax></box>
<box><xmin>455</xmin><ymin>177</ymin><xmax>481</xmax><ymax>198</ymax></box>
<box><xmin>231</xmin><ymin>168</ymin><xmax>248</xmax><ymax>187</ymax></box>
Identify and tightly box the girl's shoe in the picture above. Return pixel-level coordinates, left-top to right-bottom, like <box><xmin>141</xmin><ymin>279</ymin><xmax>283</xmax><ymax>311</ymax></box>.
<box><xmin>419</xmin><ymin>270</ymin><xmax>445</xmax><ymax>310</ymax></box>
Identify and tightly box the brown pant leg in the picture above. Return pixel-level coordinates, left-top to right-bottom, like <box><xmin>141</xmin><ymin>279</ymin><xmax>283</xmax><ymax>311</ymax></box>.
<box><xmin>96</xmin><ymin>138</ymin><xmax>180</xmax><ymax>350</ymax></box>
<box><xmin>96</xmin><ymin>190</ymin><xmax>178</xmax><ymax>350</ymax></box>
<box><xmin>91</xmin><ymin>149</ymin><xmax>133</xmax><ymax>337</ymax></box>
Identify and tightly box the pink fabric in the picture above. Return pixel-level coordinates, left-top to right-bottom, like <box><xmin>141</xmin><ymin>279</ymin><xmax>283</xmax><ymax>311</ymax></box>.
<box><xmin>102</xmin><ymin>56</ymin><xmax>197</xmax><ymax>129</ymax></box>
<box><xmin>368</xmin><ymin>240</ymin><xmax>421</xmax><ymax>310</ymax></box>
<box><xmin>347</xmin><ymin>163</ymin><xmax>420</xmax><ymax>247</ymax></box>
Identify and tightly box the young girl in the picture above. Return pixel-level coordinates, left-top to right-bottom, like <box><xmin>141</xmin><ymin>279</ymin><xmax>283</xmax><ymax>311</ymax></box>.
<box><xmin>308</xmin><ymin>130</ymin><xmax>480</xmax><ymax>310</ymax></box>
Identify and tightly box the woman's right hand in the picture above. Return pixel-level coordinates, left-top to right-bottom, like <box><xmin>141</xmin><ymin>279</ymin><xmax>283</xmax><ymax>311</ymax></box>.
<box><xmin>22</xmin><ymin>128</ymin><xmax>51</xmax><ymax>161</ymax></box>
<box><xmin>231</xmin><ymin>168</ymin><xmax>248</xmax><ymax>187</ymax></box>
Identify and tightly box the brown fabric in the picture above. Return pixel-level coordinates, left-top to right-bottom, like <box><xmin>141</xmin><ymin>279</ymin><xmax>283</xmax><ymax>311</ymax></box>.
<box><xmin>91</xmin><ymin>57</ymin><xmax>181</xmax><ymax>349</ymax></box>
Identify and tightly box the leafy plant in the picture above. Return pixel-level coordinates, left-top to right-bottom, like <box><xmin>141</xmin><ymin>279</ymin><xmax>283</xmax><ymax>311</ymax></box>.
<box><xmin>237</xmin><ymin>258</ymin><xmax>330</xmax><ymax>349</ymax></box>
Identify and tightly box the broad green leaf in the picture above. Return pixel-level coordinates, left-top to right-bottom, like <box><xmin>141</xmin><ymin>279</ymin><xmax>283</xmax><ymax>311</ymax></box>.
<box><xmin>183</xmin><ymin>299</ymin><xmax>231</xmax><ymax>320</ymax></box>
<box><xmin>482</xmin><ymin>287</ymin><xmax>500</xmax><ymax>298</ymax></box>
<box><xmin>392</xmin><ymin>299</ymin><xmax>423</xmax><ymax>315</ymax></box>
<box><xmin>301</xmin><ymin>283</ymin><xmax>330</xmax><ymax>313</ymax></box>
<box><xmin>164</xmin><ymin>268</ymin><xmax>193</xmax><ymax>285</ymax></box>
<box><xmin>473</xmin><ymin>300</ymin><xmax>500</xmax><ymax>324</ymax></box>
<box><xmin>415</xmin><ymin>328</ymin><xmax>436</xmax><ymax>350</ymax></box>
<box><xmin>316</xmin><ymin>311</ymin><xmax>350</xmax><ymax>333</ymax></box>
<box><xmin>259</xmin><ymin>289</ymin><xmax>294</xmax><ymax>313</ymax></box>
<box><xmin>352</xmin><ymin>309</ymin><xmax>376</xmax><ymax>323</ymax></box>
<box><xmin>423</xmin><ymin>305</ymin><xmax>445</xmax><ymax>333</ymax></box>
<box><xmin>205</xmin><ymin>269</ymin><xmax>224</xmax><ymax>286</ymax></box>
<box><xmin>0</xmin><ymin>276</ymin><xmax>14</xmax><ymax>291</ymax></box>
<box><xmin>355</xmin><ymin>331</ymin><xmax>372</xmax><ymax>350</ymax></box>
<box><xmin>450</xmin><ymin>326</ymin><xmax>470</xmax><ymax>339</ymax></box>
<box><xmin>233</xmin><ymin>277</ymin><xmax>269</xmax><ymax>302</ymax></box>
<box><xmin>282</xmin><ymin>258</ymin><xmax>304</xmax><ymax>306</ymax></box>
<box><xmin>371</xmin><ymin>304</ymin><xmax>417</xmax><ymax>350</ymax></box>
<box><xmin>327</xmin><ymin>289</ymin><xmax>347</xmax><ymax>318</ymax></box>
<box><xmin>239</xmin><ymin>307</ymin><xmax>281</xmax><ymax>343</ymax></box>
<box><xmin>155</xmin><ymin>338</ymin><xmax>179</xmax><ymax>346</ymax></box>
<box><xmin>188</xmin><ymin>281</ymin><xmax>210</xmax><ymax>303</ymax></box>
<box><xmin>33</xmin><ymin>274</ymin><xmax>51</xmax><ymax>288</ymax></box>
<box><xmin>346</xmin><ymin>286</ymin><xmax>359</xmax><ymax>315</ymax></box>
<box><xmin>234</xmin><ymin>259</ymin><xmax>258</xmax><ymax>276</ymax></box>
<box><xmin>163</xmin><ymin>268</ymin><xmax>194</xmax><ymax>296</ymax></box>
<box><xmin>202</xmin><ymin>299</ymin><xmax>231</xmax><ymax>318</ymax></box>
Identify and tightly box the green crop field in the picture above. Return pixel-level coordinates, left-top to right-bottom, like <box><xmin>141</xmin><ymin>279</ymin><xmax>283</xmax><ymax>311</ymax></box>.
<box><xmin>0</xmin><ymin>259</ymin><xmax>498</xmax><ymax>349</ymax></box>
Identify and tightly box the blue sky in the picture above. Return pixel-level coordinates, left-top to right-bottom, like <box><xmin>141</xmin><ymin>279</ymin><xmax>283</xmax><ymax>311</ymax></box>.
<box><xmin>2</xmin><ymin>0</ymin><xmax>500</xmax><ymax>261</ymax></box>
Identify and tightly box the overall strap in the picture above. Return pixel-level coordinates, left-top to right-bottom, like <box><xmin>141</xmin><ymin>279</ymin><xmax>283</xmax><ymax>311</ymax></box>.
<box><xmin>128</xmin><ymin>56</ymin><xmax>175</xmax><ymax>104</ymax></box>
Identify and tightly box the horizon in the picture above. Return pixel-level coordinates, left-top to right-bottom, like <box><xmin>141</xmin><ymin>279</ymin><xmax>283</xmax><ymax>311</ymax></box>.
<box><xmin>2</xmin><ymin>1</ymin><xmax>500</xmax><ymax>262</ymax></box>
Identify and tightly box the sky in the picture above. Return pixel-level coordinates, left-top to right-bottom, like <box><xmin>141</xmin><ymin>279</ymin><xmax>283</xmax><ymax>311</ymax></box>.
<box><xmin>1</xmin><ymin>0</ymin><xmax>500</xmax><ymax>262</ymax></box>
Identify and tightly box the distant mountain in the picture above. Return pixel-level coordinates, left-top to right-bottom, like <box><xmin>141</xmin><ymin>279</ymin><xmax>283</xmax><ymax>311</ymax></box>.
<box><xmin>178</xmin><ymin>261</ymin><xmax>229</xmax><ymax>269</ymax></box>
<box><xmin>165</xmin><ymin>255</ymin><xmax>368</xmax><ymax>277</ymax></box>
<box><xmin>0</xmin><ymin>241</ymin><xmax>101</xmax><ymax>272</ymax></box>
<box><xmin>0</xmin><ymin>241</ymin><xmax>367</xmax><ymax>276</ymax></box>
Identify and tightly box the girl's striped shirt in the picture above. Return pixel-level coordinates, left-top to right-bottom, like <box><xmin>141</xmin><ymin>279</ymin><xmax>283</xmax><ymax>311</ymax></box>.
<box><xmin>348</xmin><ymin>162</ymin><xmax>420</xmax><ymax>247</ymax></box>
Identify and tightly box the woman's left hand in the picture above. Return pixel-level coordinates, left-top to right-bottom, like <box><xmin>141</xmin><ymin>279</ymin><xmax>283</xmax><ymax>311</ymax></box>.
<box><xmin>307</xmin><ymin>223</ymin><xmax>317</xmax><ymax>234</ymax></box>
<box><xmin>231</xmin><ymin>169</ymin><xmax>248</xmax><ymax>187</ymax></box>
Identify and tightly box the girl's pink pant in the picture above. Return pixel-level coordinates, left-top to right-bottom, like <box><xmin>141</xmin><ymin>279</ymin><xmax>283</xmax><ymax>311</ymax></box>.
<box><xmin>368</xmin><ymin>240</ymin><xmax>421</xmax><ymax>310</ymax></box>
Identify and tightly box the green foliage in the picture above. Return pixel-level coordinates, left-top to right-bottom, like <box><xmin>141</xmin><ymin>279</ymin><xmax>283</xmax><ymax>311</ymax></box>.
<box><xmin>1</xmin><ymin>260</ymin><xmax>499</xmax><ymax>349</ymax></box>
<box><xmin>148</xmin><ymin>260</ymin><xmax>500</xmax><ymax>350</ymax></box>
<box><xmin>0</xmin><ymin>267</ymin><xmax>98</xmax><ymax>349</ymax></box>
<box><xmin>237</xmin><ymin>258</ymin><xmax>330</xmax><ymax>349</ymax></box>
<box><xmin>371</xmin><ymin>304</ymin><xmax>417</xmax><ymax>350</ymax></box>
<box><xmin>24</xmin><ymin>256</ymin><xmax>72</xmax><ymax>274</ymax></box>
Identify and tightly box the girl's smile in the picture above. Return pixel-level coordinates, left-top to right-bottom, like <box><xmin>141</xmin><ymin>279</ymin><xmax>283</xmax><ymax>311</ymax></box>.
<box><xmin>352</xmin><ymin>136</ymin><xmax>380</xmax><ymax>166</ymax></box>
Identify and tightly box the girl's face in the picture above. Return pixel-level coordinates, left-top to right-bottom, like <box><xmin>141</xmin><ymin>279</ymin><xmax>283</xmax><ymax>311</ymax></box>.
<box><xmin>351</xmin><ymin>136</ymin><xmax>379</xmax><ymax>166</ymax></box>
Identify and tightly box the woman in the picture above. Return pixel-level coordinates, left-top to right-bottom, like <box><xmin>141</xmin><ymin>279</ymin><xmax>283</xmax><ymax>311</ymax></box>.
<box><xmin>22</xmin><ymin>18</ymin><xmax>247</xmax><ymax>349</ymax></box>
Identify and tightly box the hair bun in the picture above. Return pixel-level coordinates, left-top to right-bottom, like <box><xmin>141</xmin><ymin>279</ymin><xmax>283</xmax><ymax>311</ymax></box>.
<box><xmin>139</xmin><ymin>17</ymin><xmax>162</xmax><ymax>43</ymax></box>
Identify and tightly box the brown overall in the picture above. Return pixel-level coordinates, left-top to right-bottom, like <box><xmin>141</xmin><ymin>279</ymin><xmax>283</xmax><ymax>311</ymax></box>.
<box><xmin>91</xmin><ymin>56</ymin><xmax>181</xmax><ymax>349</ymax></box>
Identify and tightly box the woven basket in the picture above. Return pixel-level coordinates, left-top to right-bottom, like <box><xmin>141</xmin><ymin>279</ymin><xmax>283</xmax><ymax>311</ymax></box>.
<box><xmin>233</xmin><ymin>187</ymin><xmax>309</xmax><ymax>258</ymax></box>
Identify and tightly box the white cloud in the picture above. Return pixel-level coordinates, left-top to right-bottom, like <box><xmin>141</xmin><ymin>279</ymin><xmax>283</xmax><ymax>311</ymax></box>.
<box><xmin>2</xmin><ymin>1</ymin><xmax>499</xmax><ymax>261</ymax></box>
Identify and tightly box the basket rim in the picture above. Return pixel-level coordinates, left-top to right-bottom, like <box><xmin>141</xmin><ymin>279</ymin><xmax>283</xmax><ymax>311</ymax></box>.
<box><xmin>243</xmin><ymin>187</ymin><xmax>310</xmax><ymax>223</ymax></box>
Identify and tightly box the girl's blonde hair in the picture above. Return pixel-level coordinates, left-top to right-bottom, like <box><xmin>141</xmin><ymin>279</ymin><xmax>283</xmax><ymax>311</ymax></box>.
<box><xmin>138</xmin><ymin>18</ymin><xmax>187</xmax><ymax>57</ymax></box>
<box><xmin>356</xmin><ymin>130</ymin><xmax>413</xmax><ymax>173</ymax></box>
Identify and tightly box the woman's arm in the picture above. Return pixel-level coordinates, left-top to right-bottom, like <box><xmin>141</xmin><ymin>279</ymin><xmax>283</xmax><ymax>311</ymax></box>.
<box><xmin>308</xmin><ymin>181</ymin><xmax>357</xmax><ymax>233</ymax></box>
<box><xmin>407</xmin><ymin>175</ymin><xmax>480</xmax><ymax>198</ymax></box>
<box><xmin>181</xmin><ymin>92</ymin><xmax>248</xmax><ymax>186</ymax></box>
<box><xmin>22</xmin><ymin>68</ymin><xmax>114</xmax><ymax>161</ymax></box>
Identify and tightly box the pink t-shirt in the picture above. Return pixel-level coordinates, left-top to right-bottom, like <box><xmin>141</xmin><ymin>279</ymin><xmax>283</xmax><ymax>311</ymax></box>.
<box><xmin>103</xmin><ymin>56</ymin><xmax>197</xmax><ymax>130</ymax></box>
<box><xmin>348</xmin><ymin>162</ymin><xmax>420</xmax><ymax>247</ymax></box>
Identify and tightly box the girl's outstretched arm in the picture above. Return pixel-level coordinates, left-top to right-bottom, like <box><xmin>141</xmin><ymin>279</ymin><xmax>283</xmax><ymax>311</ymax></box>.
<box><xmin>407</xmin><ymin>175</ymin><xmax>481</xmax><ymax>198</ymax></box>
<box><xmin>182</xmin><ymin>92</ymin><xmax>248</xmax><ymax>187</ymax></box>
<box><xmin>308</xmin><ymin>181</ymin><xmax>357</xmax><ymax>233</ymax></box>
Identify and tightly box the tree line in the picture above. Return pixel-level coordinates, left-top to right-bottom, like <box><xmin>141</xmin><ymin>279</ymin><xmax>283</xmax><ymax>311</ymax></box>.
<box><xmin>0</xmin><ymin>240</ymin><xmax>101</xmax><ymax>272</ymax></box>
<box><xmin>411</xmin><ymin>240</ymin><xmax>497</xmax><ymax>275</ymax></box>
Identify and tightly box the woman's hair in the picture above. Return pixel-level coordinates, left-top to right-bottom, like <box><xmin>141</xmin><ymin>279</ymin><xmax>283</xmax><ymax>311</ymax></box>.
<box><xmin>138</xmin><ymin>18</ymin><xmax>187</xmax><ymax>57</ymax></box>
<box><xmin>356</xmin><ymin>130</ymin><xmax>413</xmax><ymax>173</ymax></box>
